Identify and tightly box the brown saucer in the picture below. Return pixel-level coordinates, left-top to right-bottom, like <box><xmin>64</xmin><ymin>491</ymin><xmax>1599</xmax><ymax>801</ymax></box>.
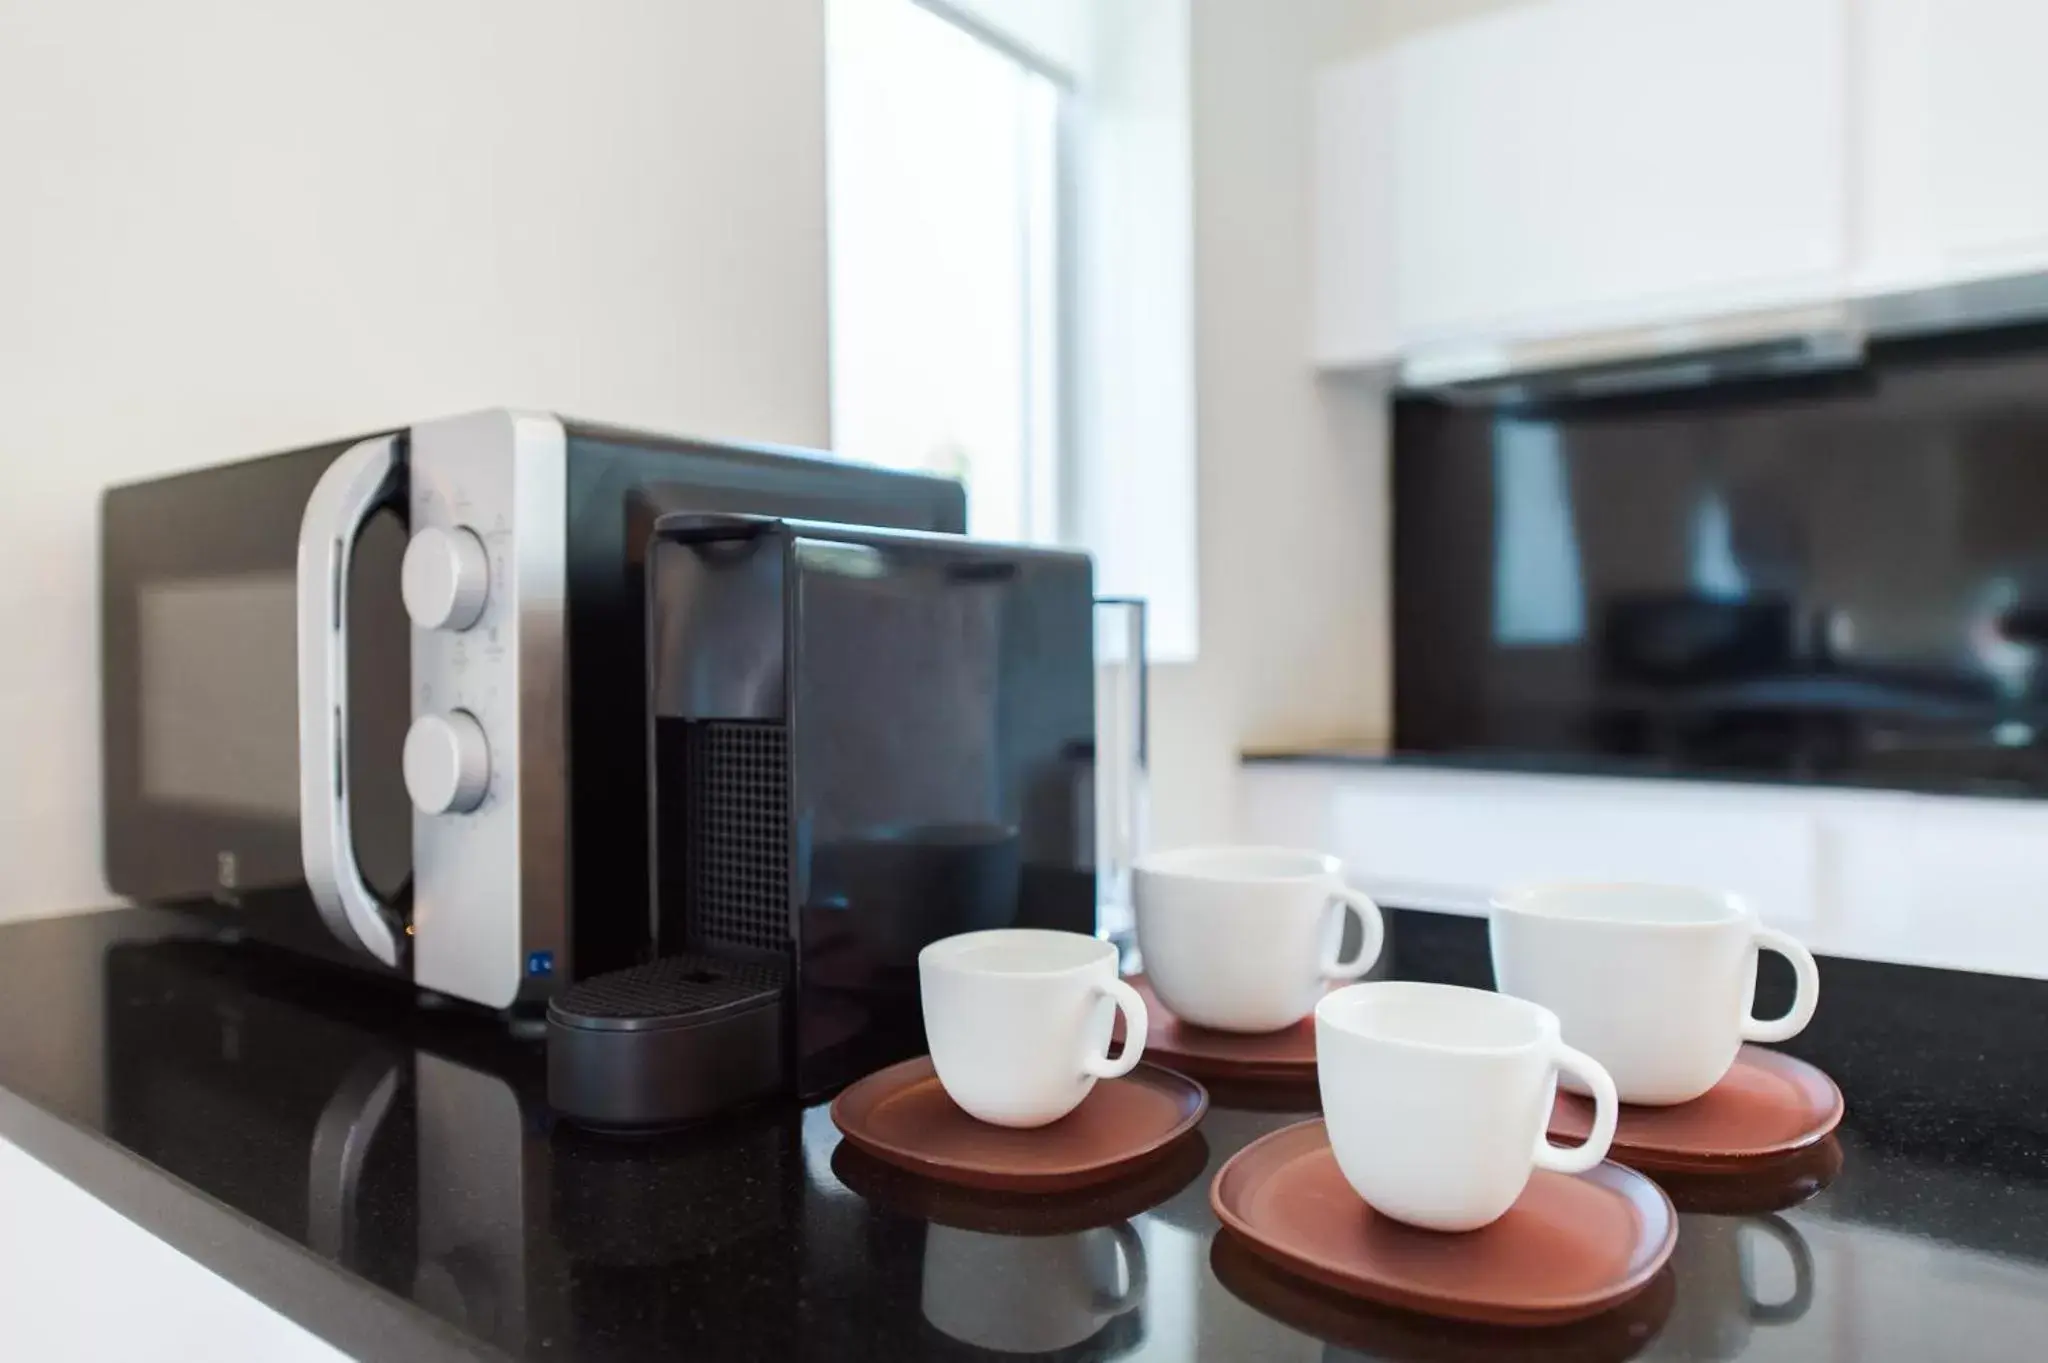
<box><xmin>829</xmin><ymin>1131</ymin><xmax>1209</xmax><ymax>1235</ymax></box>
<box><xmin>1110</xmin><ymin>975</ymin><xmax>1319</xmax><ymax>1083</ymax></box>
<box><xmin>829</xmin><ymin>1056</ymin><xmax>1208</xmax><ymax>1193</ymax></box>
<box><xmin>1212</xmin><ymin>1232</ymin><xmax>1677</xmax><ymax>1363</ymax></box>
<box><xmin>1550</xmin><ymin>1046</ymin><xmax>1844</xmax><ymax>1173</ymax></box>
<box><xmin>1210</xmin><ymin>1119</ymin><xmax>1676</xmax><ymax>1327</ymax></box>
<box><xmin>1199</xmin><ymin>1073</ymin><xmax>1324</xmax><ymax>1114</ymax></box>
<box><xmin>1652</xmin><ymin>1134</ymin><xmax>1845</xmax><ymax>1215</ymax></box>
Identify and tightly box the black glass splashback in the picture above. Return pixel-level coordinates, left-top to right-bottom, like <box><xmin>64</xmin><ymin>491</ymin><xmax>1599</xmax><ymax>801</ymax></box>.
<box><xmin>1394</xmin><ymin>324</ymin><xmax>2048</xmax><ymax>795</ymax></box>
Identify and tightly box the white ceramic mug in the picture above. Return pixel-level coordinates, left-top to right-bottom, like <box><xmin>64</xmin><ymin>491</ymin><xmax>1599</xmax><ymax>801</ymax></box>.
<box><xmin>1133</xmin><ymin>847</ymin><xmax>1385</xmax><ymax>1033</ymax></box>
<box><xmin>919</xmin><ymin>928</ymin><xmax>1149</xmax><ymax>1128</ymax></box>
<box><xmin>1490</xmin><ymin>882</ymin><xmax>1821</xmax><ymax>1106</ymax></box>
<box><xmin>922</xmin><ymin>1222</ymin><xmax>1145</xmax><ymax>1354</ymax></box>
<box><xmin>1315</xmin><ymin>981</ymin><xmax>1619</xmax><ymax>1233</ymax></box>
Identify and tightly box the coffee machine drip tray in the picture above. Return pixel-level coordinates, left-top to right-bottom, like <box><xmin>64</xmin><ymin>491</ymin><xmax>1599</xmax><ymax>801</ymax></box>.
<box><xmin>546</xmin><ymin>954</ymin><xmax>784</xmax><ymax>1133</ymax></box>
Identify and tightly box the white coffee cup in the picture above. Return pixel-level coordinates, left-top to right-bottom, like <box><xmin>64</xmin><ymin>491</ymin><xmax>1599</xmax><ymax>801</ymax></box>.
<box><xmin>1315</xmin><ymin>981</ymin><xmax>1619</xmax><ymax>1233</ymax></box>
<box><xmin>1490</xmin><ymin>882</ymin><xmax>1821</xmax><ymax>1106</ymax></box>
<box><xmin>1133</xmin><ymin>846</ymin><xmax>1385</xmax><ymax>1033</ymax></box>
<box><xmin>919</xmin><ymin>928</ymin><xmax>1149</xmax><ymax>1128</ymax></box>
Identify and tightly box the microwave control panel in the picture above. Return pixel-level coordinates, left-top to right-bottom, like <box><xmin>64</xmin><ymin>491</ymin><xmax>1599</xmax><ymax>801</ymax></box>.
<box><xmin>404</xmin><ymin>411</ymin><xmax>569</xmax><ymax>1009</ymax></box>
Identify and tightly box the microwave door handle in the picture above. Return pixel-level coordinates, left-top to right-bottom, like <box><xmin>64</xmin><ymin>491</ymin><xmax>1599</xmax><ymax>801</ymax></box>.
<box><xmin>297</xmin><ymin>434</ymin><xmax>406</xmax><ymax>969</ymax></box>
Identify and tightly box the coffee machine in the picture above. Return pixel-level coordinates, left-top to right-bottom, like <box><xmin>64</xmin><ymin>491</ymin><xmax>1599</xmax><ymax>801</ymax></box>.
<box><xmin>548</xmin><ymin>514</ymin><xmax>1099</xmax><ymax>1129</ymax></box>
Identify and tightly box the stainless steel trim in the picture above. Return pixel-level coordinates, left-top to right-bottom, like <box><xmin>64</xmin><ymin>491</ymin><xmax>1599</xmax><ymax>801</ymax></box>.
<box><xmin>296</xmin><ymin>434</ymin><xmax>406</xmax><ymax>968</ymax></box>
<box><xmin>1401</xmin><ymin>301</ymin><xmax>1865</xmax><ymax>400</ymax></box>
<box><xmin>1860</xmin><ymin>268</ymin><xmax>2048</xmax><ymax>341</ymax></box>
<box><xmin>406</xmin><ymin>410</ymin><xmax>569</xmax><ymax>1009</ymax></box>
<box><xmin>513</xmin><ymin>413</ymin><xmax>570</xmax><ymax>996</ymax></box>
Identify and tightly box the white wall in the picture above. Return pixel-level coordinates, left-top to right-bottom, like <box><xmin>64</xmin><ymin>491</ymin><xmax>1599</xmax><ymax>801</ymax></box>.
<box><xmin>1342</xmin><ymin>0</ymin><xmax>1535</xmax><ymax>54</ymax></box>
<box><xmin>0</xmin><ymin>0</ymin><xmax>831</xmax><ymax>920</ymax></box>
<box><xmin>1147</xmin><ymin>0</ymin><xmax>1392</xmax><ymax>849</ymax></box>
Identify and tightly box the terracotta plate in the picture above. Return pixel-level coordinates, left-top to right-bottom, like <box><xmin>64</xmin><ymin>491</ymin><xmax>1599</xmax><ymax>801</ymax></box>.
<box><xmin>1197</xmin><ymin>1074</ymin><xmax>1324</xmax><ymax>1115</ymax></box>
<box><xmin>1550</xmin><ymin>1046</ymin><xmax>1844</xmax><ymax>1173</ymax></box>
<box><xmin>1110</xmin><ymin>975</ymin><xmax>1320</xmax><ymax>1083</ymax></box>
<box><xmin>1210</xmin><ymin>1119</ymin><xmax>1677</xmax><ymax>1328</ymax></box>
<box><xmin>1211</xmin><ymin>1233</ymin><xmax>1677</xmax><ymax>1363</ymax></box>
<box><xmin>830</xmin><ymin>1057</ymin><xmax>1208</xmax><ymax>1193</ymax></box>
<box><xmin>829</xmin><ymin>1131</ymin><xmax>1209</xmax><ymax>1235</ymax></box>
<box><xmin>1652</xmin><ymin>1135</ymin><xmax>1845</xmax><ymax>1215</ymax></box>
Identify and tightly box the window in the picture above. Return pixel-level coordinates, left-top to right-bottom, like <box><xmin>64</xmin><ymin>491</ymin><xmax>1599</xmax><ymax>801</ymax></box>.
<box><xmin>825</xmin><ymin>0</ymin><xmax>1066</xmax><ymax>544</ymax></box>
<box><xmin>826</xmin><ymin>0</ymin><xmax>1198</xmax><ymax>661</ymax></box>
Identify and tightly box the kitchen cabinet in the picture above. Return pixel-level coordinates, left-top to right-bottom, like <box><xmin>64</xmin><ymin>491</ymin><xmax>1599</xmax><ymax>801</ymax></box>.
<box><xmin>1858</xmin><ymin>0</ymin><xmax>2048</xmax><ymax>295</ymax></box>
<box><xmin>1312</xmin><ymin>53</ymin><xmax>1394</xmax><ymax>368</ymax></box>
<box><xmin>0</xmin><ymin>1136</ymin><xmax>349</xmax><ymax>1361</ymax></box>
<box><xmin>1315</xmin><ymin>0</ymin><xmax>1853</xmax><ymax>368</ymax></box>
<box><xmin>1241</xmin><ymin>762</ymin><xmax>2048</xmax><ymax>982</ymax></box>
<box><xmin>1390</xmin><ymin>0</ymin><xmax>1849</xmax><ymax>351</ymax></box>
<box><xmin>1315</xmin><ymin>0</ymin><xmax>2048</xmax><ymax>373</ymax></box>
<box><xmin>1929</xmin><ymin>1</ymin><xmax>2048</xmax><ymax>277</ymax></box>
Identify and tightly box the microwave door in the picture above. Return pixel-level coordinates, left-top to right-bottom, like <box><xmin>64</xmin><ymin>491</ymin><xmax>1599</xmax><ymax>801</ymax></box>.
<box><xmin>297</xmin><ymin>434</ymin><xmax>408</xmax><ymax>969</ymax></box>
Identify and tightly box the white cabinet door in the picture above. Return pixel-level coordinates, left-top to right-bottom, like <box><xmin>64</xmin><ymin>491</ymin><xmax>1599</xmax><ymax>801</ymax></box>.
<box><xmin>1313</xmin><ymin>54</ymin><xmax>1396</xmax><ymax>368</ymax></box>
<box><xmin>1901</xmin><ymin>797</ymin><xmax>2048</xmax><ymax>978</ymax></box>
<box><xmin>1241</xmin><ymin>766</ymin><xmax>1823</xmax><ymax>929</ymax></box>
<box><xmin>1929</xmin><ymin>0</ymin><xmax>2048</xmax><ymax>278</ymax></box>
<box><xmin>1856</xmin><ymin>0</ymin><xmax>2048</xmax><ymax>294</ymax></box>
<box><xmin>1390</xmin><ymin>0</ymin><xmax>1849</xmax><ymax>349</ymax></box>
<box><xmin>0</xmin><ymin>1138</ymin><xmax>351</xmax><ymax>1362</ymax></box>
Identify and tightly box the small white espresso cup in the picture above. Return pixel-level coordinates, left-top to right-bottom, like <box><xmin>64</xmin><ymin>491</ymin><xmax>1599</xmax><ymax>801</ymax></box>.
<box><xmin>1133</xmin><ymin>846</ymin><xmax>1385</xmax><ymax>1033</ymax></box>
<box><xmin>1315</xmin><ymin>981</ymin><xmax>1619</xmax><ymax>1233</ymax></box>
<box><xmin>1490</xmin><ymin>882</ymin><xmax>1821</xmax><ymax>1106</ymax></box>
<box><xmin>919</xmin><ymin>928</ymin><xmax>1149</xmax><ymax>1128</ymax></box>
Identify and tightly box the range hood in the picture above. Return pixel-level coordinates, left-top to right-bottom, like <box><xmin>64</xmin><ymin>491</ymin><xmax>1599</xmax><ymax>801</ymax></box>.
<box><xmin>1399</xmin><ymin>301</ymin><xmax>1866</xmax><ymax>404</ymax></box>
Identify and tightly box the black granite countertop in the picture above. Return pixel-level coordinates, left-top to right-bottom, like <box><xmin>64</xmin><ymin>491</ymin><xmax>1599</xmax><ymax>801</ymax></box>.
<box><xmin>1238</xmin><ymin>745</ymin><xmax>2048</xmax><ymax>802</ymax></box>
<box><xmin>5</xmin><ymin>905</ymin><xmax>2048</xmax><ymax>1361</ymax></box>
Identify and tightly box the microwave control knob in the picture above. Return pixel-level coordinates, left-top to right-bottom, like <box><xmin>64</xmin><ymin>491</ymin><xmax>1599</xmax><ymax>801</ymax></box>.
<box><xmin>404</xmin><ymin>711</ymin><xmax>491</xmax><ymax>815</ymax></box>
<box><xmin>402</xmin><ymin>526</ymin><xmax>490</xmax><ymax>632</ymax></box>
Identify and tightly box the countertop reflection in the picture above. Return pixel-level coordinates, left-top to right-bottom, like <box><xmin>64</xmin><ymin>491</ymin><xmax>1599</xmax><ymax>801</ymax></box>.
<box><xmin>3</xmin><ymin>908</ymin><xmax>2048</xmax><ymax>1361</ymax></box>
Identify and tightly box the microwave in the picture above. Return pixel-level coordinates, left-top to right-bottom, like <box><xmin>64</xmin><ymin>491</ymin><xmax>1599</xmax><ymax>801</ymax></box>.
<box><xmin>101</xmin><ymin>409</ymin><xmax>964</xmax><ymax>1008</ymax></box>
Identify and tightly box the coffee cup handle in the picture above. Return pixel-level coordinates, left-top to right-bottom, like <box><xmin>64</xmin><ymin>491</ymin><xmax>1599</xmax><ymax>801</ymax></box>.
<box><xmin>1084</xmin><ymin>977</ymin><xmax>1148</xmax><ymax>1080</ymax></box>
<box><xmin>1318</xmin><ymin>884</ymin><xmax>1387</xmax><ymax>982</ymax></box>
<box><xmin>1742</xmin><ymin>927</ymin><xmax>1820</xmax><ymax>1044</ymax></box>
<box><xmin>1534</xmin><ymin>1044</ymin><xmax>1618</xmax><ymax>1175</ymax></box>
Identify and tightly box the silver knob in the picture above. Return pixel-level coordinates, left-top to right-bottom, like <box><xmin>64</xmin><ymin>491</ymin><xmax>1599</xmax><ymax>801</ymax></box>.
<box><xmin>402</xmin><ymin>526</ymin><xmax>490</xmax><ymax>632</ymax></box>
<box><xmin>404</xmin><ymin>711</ymin><xmax>491</xmax><ymax>815</ymax></box>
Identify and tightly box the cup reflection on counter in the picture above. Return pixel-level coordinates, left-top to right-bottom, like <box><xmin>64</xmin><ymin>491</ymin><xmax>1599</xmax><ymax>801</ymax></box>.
<box><xmin>1650</xmin><ymin>1214</ymin><xmax>1814</xmax><ymax>1361</ymax></box>
<box><xmin>922</xmin><ymin>1221</ymin><xmax>1147</xmax><ymax>1355</ymax></box>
